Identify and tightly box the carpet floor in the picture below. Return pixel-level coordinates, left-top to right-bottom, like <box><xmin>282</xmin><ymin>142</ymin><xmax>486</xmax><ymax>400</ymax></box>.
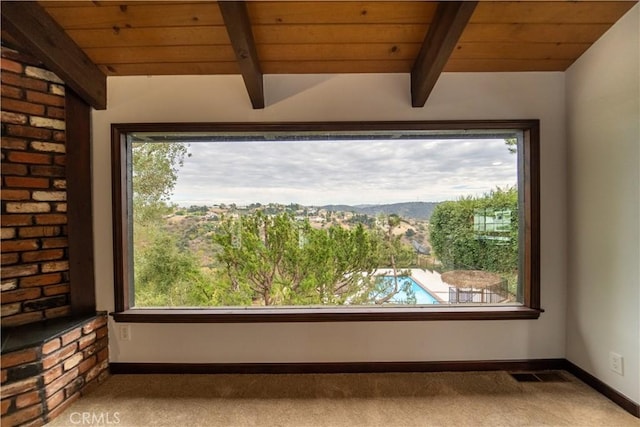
<box><xmin>45</xmin><ymin>371</ymin><xmax>639</xmax><ymax>427</ymax></box>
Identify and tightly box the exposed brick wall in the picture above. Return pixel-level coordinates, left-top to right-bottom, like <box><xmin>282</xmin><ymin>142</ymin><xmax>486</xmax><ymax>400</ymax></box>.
<box><xmin>0</xmin><ymin>314</ymin><xmax>109</xmax><ymax>427</ymax></box>
<box><xmin>1</xmin><ymin>47</ymin><xmax>70</xmax><ymax>326</ymax></box>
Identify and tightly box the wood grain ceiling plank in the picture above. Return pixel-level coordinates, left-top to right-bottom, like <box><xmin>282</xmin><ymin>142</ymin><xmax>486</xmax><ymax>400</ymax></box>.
<box><xmin>247</xmin><ymin>1</ymin><xmax>436</xmax><ymax>24</ymax></box>
<box><xmin>43</xmin><ymin>3</ymin><xmax>224</xmax><ymax>29</ymax></box>
<box><xmin>1</xmin><ymin>1</ymin><xmax>106</xmax><ymax>110</ymax></box>
<box><xmin>67</xmin><ymin>27</ymin><xmax>230</xmax><ymax>48</ymax></box>
<box><xmin>257</xmin><ymin>43</ymin><xmax>420</xmax><ymax>61</ymax></box>
<box><xmin>100</xmin><ymin>62</ymin><xmax>239</xmax><ymax>76</ymax></box>
<box><xmin>450</xmin><ymin>42</ymin><xmax>591</xmax><ymax>60</ymax></box>
<box><xmin>411</xmin><ymin>1</ymin><xmax>478</xmax><ymax>107</ymax></box>
<box><xmin>84</xmin><ymin>45</ymin><xmax>236</xmax><ymax>64</ymax></box>
<box><xmin>444</xmin><ymin>58</ymin><xmax>574</xmax><ymax>72</ymax></box>
<box><xmin>41</xmin><ymin>1</ymin><xmax>213</xmax><ymax>7</ymax></box>
<box><xmin>262</xmin><ymin>60</ymin><xmax>412</xmax><ymax>74</ymax></box>
<box><xmin>252</xmin><ymin>24</ymin><xmax>428</xmax><ymax>44</ymax></box>
<box><xmin>460</xmin><ymin>23</ymin><xmax>613</xmax><ymax>44</ymax></box>
<box><xmin>471</xmin><ymin>1</ymin><xmax>637</xmax><ymax>24</ymax></box>
<box><xmin>219</xmin><ymin>1</ymin><xmax>264</xmax><ymax>109</ymax></box>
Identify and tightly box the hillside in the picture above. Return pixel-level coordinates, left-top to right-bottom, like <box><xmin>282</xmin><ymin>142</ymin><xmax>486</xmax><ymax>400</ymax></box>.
<box><xmin>321</xmin><ymin>202</ymin><xmax>439</xmax><ymax>220</ymax></box>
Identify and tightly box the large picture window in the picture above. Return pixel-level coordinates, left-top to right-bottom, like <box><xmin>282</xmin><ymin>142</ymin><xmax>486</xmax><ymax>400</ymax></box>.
<box><xmin>112</xmin><ymin>121</ymin><xmax>540</xmax><ymax>322</ymax></box>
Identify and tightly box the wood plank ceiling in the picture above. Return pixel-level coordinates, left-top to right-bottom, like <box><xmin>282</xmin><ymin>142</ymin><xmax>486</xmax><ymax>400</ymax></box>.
<box><xmin>2</xmin><ymin>1</ymin><xmax>637</xmax><ymax>109</ymax></box>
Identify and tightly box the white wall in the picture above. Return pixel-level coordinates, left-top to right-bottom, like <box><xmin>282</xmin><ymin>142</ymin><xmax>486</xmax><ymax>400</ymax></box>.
<box><xmin>566</xmin><ymin>5</ymin><xmax>640</xmax><ymax>404</ymax></box>
<box><xmin>92</xmin><ymin>71</ymin><xmax>567</xmax><ymax>364</ymax></box>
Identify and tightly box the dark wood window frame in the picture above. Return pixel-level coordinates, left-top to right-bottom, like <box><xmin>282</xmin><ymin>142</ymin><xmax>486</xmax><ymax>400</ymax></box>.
<box><xmin>111</xmin><ymin>120</ymin><xmax>541</xmax><ymax>323</ymax></box>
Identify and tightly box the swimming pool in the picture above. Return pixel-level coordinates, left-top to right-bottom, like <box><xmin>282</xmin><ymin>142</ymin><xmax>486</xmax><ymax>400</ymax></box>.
<box><xmin>379</xmin><ymin>276</ymin><xmax>439</xmax><ymax>305</ymax></box>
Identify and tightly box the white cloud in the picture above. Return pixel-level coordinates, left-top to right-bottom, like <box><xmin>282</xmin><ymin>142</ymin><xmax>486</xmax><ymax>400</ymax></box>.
<box><xmin>167</xmin><ymin>138</ymin><xmax>517</xmax><ymax>206</ymax></box>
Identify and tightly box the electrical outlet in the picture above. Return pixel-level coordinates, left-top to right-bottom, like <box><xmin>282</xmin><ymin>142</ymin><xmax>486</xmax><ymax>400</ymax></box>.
<box><xmin>609</xmin><ymin>352</ymin><xmax>623</xmax><ymax>375</ymax></box>
<box><xmin>119</xmin><ymin>325</ymin><xmax>131</xmax><ymax>341</ymax></box>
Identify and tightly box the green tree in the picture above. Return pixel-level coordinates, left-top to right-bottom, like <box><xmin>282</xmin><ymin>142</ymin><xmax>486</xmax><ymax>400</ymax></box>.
<box><xmin>132</xmin><ymin>142</ymin><xmax>189</xmax><ymax>222</ymax></box>
<box><xmin>131</xmin><ymin>141</ymin><xmax>195</xmax><ymax>306</ymax></box>
<box><xmin>429</xmin><ymin>187</ymin><xmax>518</xmax><ymax>277</ymax></box>
<box><xmin>135</xmin><ymin>230</ymin><xmax>215</xmax><ymax>307</ymax></box>
<box><xmin>370</xmin><ymin>214</ymin><xmax>415</xmax><ymax>304</ymax></box>
<box><xmin>213</xmin><ymin>211</ymin><xmax>413</xmax><ymax>306</ymax></box>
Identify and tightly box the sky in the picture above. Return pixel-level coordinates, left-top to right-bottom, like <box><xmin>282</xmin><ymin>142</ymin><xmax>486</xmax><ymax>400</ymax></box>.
<box><xmin>168</xmin><ymin>138</ymin><xmax>518</xmax><ymax>207</ymax></box>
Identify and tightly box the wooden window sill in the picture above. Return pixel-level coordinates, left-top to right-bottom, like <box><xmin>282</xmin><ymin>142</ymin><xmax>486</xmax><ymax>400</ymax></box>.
<box><xmin>110</xmin><ymin>306</ymin><xmax>542</xmax><ymax>323</ymax></box>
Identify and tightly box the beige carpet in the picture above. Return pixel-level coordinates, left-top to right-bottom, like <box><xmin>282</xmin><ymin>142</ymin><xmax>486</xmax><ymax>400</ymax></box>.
<box><xmin>45</xmin><ymin>371</ymin><xmax>639</xmax><ymax>427</ymax></box>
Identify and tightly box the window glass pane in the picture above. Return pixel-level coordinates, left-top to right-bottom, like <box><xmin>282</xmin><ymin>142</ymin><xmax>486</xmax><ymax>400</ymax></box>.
<box><xmin>129</xmin><ymin>130</ymin><xmax>523</xmax><ymax>308</ymax></box>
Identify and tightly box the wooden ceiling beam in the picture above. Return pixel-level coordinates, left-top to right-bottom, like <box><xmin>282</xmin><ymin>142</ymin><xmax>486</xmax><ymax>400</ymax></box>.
<box><xmin>1</xmin><ymin>2</ymin><xmax>107</xmax><ymax>110</ymax></box>
<box><xmin>411</xmin><ymin>1</ymin><xmax>477</xmax><ymax>108</ymax></box>
<box><xmin>219</xmin><ymin>1</ymin><xmax>264</xmax><ymax>109</ymax></box>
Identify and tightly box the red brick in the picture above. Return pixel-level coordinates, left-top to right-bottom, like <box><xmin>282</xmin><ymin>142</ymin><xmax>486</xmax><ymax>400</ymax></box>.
<box><xmin>46</xmin><ymin>389</ymin><xmax>64</xmax><ymax>411</ymax></box>
<box><xmin>1</xmin><ymin>239</ymin><xmax>38</xmax><ymax>252</ymax></box>
<box><xmin>1</xmin><ymin>48</ymin><xmax>42</xmax><ymax>66</ymax></box>
<box><xmin>95</xmin><ymin>326</ymin><xmax>108</xmax><ymax>340</ymax></box>
<box><xmin>1</xmin><ymin>377</ymin><xmax>39</xmax><ymax>397</ymax></box>
<box><xmin>41</xmin><ymin>261</ymin><xmax>68</xmax><ymax>273</ymax></box>
<box><xmin>1</xmin><ymin>403</ymin><xmax>43</xmax><ymax>427</ymax></box>
<box><xmin>1</xmin><ymin>84</ymin><xmax>23</xmax><ymax>99</ymax></box>
<box><xmin>20</xmin><ymin>273</ymin><xmax>62</xmax><ymax>288</ymax></box>
<box><xmin>1</xmin><ymin>264</ymin><xmax>39</xmax><ymax>279</ymax></box>
<box><xmin>7</xmin><ymin>151</ymin><xmax>51</xmax><ymax>165</ymax></box>
<box><xmin>43</xmin><ymin>342</ymin><xmax>77</xmax><ymax>370</ymax></box>
<box><xmin>1</xmin><ymin>163</ymin><xmax>28</xmax><ymax>175</ymax></box>
<box><xmin>0</xmin><ymin>226</ymin><xmax>16</xmax><ymax>239</ymax></box>
<box><xmin>0</xmin><ymin>98</ymin><xmax>46</xmax><ymax>116</ymax></box>
<box><xmin>2</xmin><ymin>287</ymin><xmax>41</xmax><ymax>303</ymax></box>
<box><xmin>1</xmin><ymin>59</ymin><xmax>24</xmax><ymax>73</ymax></box>
<box><xmin>3</xmin><ymin>176</ymin><xmax>49</xmax><ymax>188</ymax></box>
<box><xmin>46</xmin><ymin>391</ymin><xmax>78</xmax><ymax>421</ymax></box>
<box><xmin>85</xmin><ymin>360</ymin><xmax>108</xmax><ymax>383</ymax></box>
<box><xmin>52</xmin><ymin>131</ymin><xmax>65</xmax><ymax>142</ymax></box>
<box><xmin>44</xmin><ymin>367</ymin><xmax>78</xmax><ymax>397</ymax></box>
<box><xmin>63</xmin><ymin>353</ymin><xmax>83</xmax><ymax>371</ymax></box>
<box><xmin>0</xmin><ymin>215</ymin><xmax>32</xmax><ymax>227</ymax></box>
<box><xmin>97</xmin><ymin>347</ymin><xmax>109</xmax><ymax>364</ymax></box>
<box><xmin>53</xmin><ymin>155</ymin><xmax>65</xmax><ymax>166</ymax></box>
<box><xmin>0</xmin><ymin>348</ymin><xmax>37</xmax><ymax>368</ymax></box>
<box><xmin>43</xmin><ymin>366</ymin><xmax>63</xmax><ymax>387</ymax></box>
<box><xmin>61</xmin><ymin>328</ymin><xmax>82</xmax><ymax>346</ymax></box>
<box><xmin>78</xmin><ymin>332</ymin><xmax>96</xmax><ymax>350</ymax></box>
<box><xmin>41</xmin><ymin>237</ymin><xmax>68</xmax><ymax>249</ymax></box>
<box><xmin>21</xmin><ymin>249</ymin><xmax>64</xmax><ymax>263</ymax></box>
<box><xmin>1</xmin><ymin>398</ymin><xmax>10</xmax><ymax>415</ymax></box>
<box><xmin>1</xmin><ymin>189</ymin><xmax>30</xmax><ymax>200</ymax></box>
<box><xmin>42</xmin><ymin>338</ymin><xmax>62</xmax><ymax>355</ymax></box>
<box><xmin>2</xmin><ymin>311</ymin><xmax>44</xmax><ymax>326</ymax></box>
<box><xmin>82</xmin><ymin>316</ymin><xmax>108</xmax><ymax>335</ymax></box>
<box><xmin>43</xmin><ymin>283</ymin><xmax>70</xmax><ymax>296</ymax></box>
<box><xmin>18</xmin><ymin>226</ymin><xmax>60</xmax><ymax>238</ymax></box>
<box><xmin>15</xmin><ymin>390</ymin><xmax>40</xmax><ymax>409</ymax></box>
<box><xmin>1</xmin><ymin>136</ymin><xmax>28</xmax><ymax>150</ymax></box>
<box><xmin>45</xmin><ymin>305</ymin><xmax>70</xmax><ymax>319</ymax></box>
<box><xmin>77</xmin><ymin>355</ymin><xmax>96</xmax><ymax>375</ymax></box>
<box><xmin>2</xmin><ymin>302</ymin><xmax>22</xmax><ymax>317</ymax></box>
<box><xmin>4</xmin><ymin>124</ymin><xmax>52</xmax><ymax>140</ymax></box>
<box><xmin>2</xmin><ymin>252</ymin><xmax>19</xmax><ymax>265</ymax></box>
<box><xmin>26</xmin><ymin>90</ymin><xmax>64</xmax><ymax>107</ymax></box>
<box><xmin>1</xmin><ymin>111</ymin><xmax>28</xmax><ymax>125</ymax></box>
<box><xmin>46</xmin><ymin>106</ymin><xmax>65</xmax><ymax>119</ymax></box>
<box><xmin>33</xmin><ymin>214</ymin><xmax>67</xmax><ymax>225</ymax></box>
<box><xmin>29</xmin><ymin>165</ymin><xmax>65</xmax><ymax>177</ymax></box>
<box><xmin>52</xmin><ymin>179</ymin><xmax>66</xmax><ymax>190</ymax></box>
<box><xmin>1</xmin><ymin>72</ymin><xmax>48</xmax><ymax>91</ymax></box>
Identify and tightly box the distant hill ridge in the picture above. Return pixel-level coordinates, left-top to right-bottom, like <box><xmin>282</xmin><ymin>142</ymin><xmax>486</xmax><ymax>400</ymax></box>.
<box><xmin>321</xmin><ymin>202</ymin><xmax>439</xmax><ymax>220</ymax></box>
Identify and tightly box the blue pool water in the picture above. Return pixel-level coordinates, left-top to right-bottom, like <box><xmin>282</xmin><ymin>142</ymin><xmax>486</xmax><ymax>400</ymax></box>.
<box><xmin>380</xmin><ymin>276</ymin><xmax>439</xmax><ymax>305</ymax></box>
